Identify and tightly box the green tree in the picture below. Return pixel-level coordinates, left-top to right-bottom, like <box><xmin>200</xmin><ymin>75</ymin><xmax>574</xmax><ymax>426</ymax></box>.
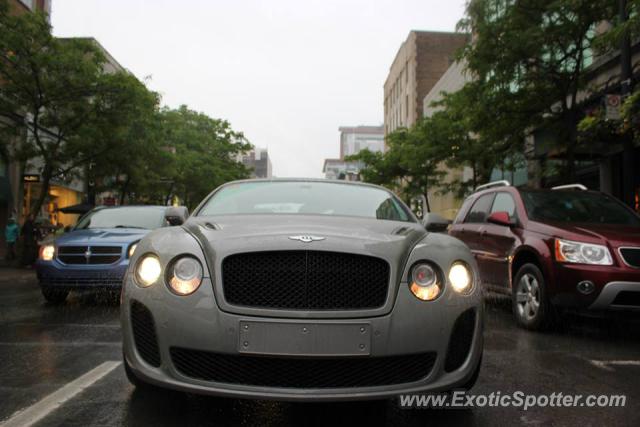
<box><xmin>0</xmin><ymin>3</ymin><xmax>157</xmax><ymax>215</ymax></box>
<box><xmin>160</xmin><ymin>106</ymin><xmax>252</xmax><ymax>208</ymax></box>
<box><xmin>349</xmin><ymin>119</ymin><xmax>446</xmax><ymax>206</ymax></box>
<box><xmin>459</xmin><ymin>0</ymin><xmax>614</xmax><ymax>180</ymax></box>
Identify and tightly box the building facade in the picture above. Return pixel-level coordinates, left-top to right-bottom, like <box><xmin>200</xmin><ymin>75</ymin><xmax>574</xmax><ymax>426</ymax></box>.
<box><xmin>323</xmin><ymin>125</ymin><xmax>384</xmax><ymax>180</ymax></box>
<box><xmin>384</xmin><ymin>31</ymin><xmax>469</xmax><ymax>137</ymax></box>
<box><xmin>240</xmin><ymin>147</ymin><xmax>272</xmax><ymax>179</ymax></box>
<box><xmin>1</xmin><ymin>0</ymin><xmax>52</xmax><ymax>258</ymax></box>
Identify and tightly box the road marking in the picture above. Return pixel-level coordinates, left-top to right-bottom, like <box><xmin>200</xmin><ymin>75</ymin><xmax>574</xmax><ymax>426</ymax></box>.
<box><xmin>0</xmin><ymin>361</ymin><xmax>121</xmax><ymax>427</ymax></box>
<box><xmin>589</xmin><ymin>359</ymin><xmax>640</xmax><ymax>371</ymax></box>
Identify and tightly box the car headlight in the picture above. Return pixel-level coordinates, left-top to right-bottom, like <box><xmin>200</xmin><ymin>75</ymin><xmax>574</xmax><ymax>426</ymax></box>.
<box><xmin>40</xmin><ymin>245</ymin><xmax>55</xmax><ymax>261</ymax></box>
<box><xmin>167</xmin><ymin>256</ymin><xmax>203</xmax><ymax>296</ymax></box>
<box><xmin>555</xmin><ymin>239</ymin><xmax>613</xmax><ymax>265</ymax></box>
<box><xmin>449</xmin><ymin>261</ymin><xmax>473</xmax><ymax>294</ymax></box>
<box><xmin>128</xmin><ymin>243</ymin><xmax>138</xmax><ymax>258</ymax></box>
<box><xmin>409</xmin><ymin>262</ymin><xmax>443</xmax><ymax>301</ymax></box>
<box><xmin>135</xmin><ymin>255</ymin><xmax>162</xmax><ymax>287</ymax></box>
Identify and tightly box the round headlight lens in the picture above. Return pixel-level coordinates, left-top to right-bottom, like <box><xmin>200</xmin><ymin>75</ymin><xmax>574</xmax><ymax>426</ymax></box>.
<box><xmin>449</xmin><ymin>262</ymin><xmax>473</xmax><ymax>293</ymax></box>
<box><xmin>40</xmin><ymin>245</ymin><xmax>55</xmax><ymax>261</ymax></box>
<box><xmin>168</xmin><ymin>257</ymin><xmax>203</xmax><ymax>296</ymax></box>
<box><xmin>135</xmin><ymin>255</ymin><xmax>162</xmax><ymax>287</ymax></box>
<box><xmin>409</xmin><ymin>263</ymin><xmax>442</xmax><ymax>301</ymax></box>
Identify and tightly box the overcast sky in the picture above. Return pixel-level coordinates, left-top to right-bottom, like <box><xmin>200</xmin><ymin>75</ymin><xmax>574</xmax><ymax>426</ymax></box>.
<box><xmin>51</xmin><ymin>0</ymin><xmax>466</xmax><ymax>178</ymax></box>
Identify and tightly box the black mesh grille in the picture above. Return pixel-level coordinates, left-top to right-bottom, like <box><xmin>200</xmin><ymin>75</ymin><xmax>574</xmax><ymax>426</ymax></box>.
<box><xmin>57</xmin><ymin>246</ymin><xmax>87</xmax><ymax>254</ymax></box>
<box><xmin>170</xmin><ymin>348</ymin><xmax>436</xmax><ymax>388</ymax></box>
<box><xmin>57</xmin><ymin>245</ymin><xmax>122</xmax><ymax>265</ymax></box>
<box><xmin>611</xmin><ymin>291</ymin><xmax>640</xmax><ymax>306</ymax></box>
<box><xmin>221</xmin><ymin>251</ymin><xmax>390</xmax><ymax>310</ymax></box>
<box><xmin>619</xmin><ymin>248</ymin><xmax>640</xmax><ymax>268</ymax></box>
<box><xmin>130</xmin><ymin>301</ymin><xmax>161</xmax><ymax>367</ymax></box>
<box><xmin>444</xmin><ymin>308</ymin><xmax>476</xmax><ymax>373</ymax></box>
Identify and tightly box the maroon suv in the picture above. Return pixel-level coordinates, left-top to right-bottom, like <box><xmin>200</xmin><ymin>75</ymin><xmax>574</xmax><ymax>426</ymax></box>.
<box><xmin>449</xmin><ymin>181</ymin><xmax>640</xmax><ymax>330</ymax></box>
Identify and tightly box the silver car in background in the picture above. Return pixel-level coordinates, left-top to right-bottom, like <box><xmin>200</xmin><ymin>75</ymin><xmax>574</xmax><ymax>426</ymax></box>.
<box><xmin>121</xmin><ymin>179</ymin><xmax>483</xmax><ymax>401</ymax></box>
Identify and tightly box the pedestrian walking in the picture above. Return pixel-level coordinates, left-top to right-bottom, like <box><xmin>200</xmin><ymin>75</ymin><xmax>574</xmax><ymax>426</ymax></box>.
<box><xmin>4</xmin><ymin>218</ymin><xmax>19</xmax><ymax>261</ymax></box>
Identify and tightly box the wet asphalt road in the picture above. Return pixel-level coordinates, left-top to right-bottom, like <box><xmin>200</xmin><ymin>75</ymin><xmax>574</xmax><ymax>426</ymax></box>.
<box><xmin>1</xmin><ymin>268</ymin><xmax>640</xmax><ymax>426</ymax></box>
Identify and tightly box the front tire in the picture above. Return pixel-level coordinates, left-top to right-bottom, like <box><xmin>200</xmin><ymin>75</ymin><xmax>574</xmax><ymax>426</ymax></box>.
<box><xmin>41</xmin><ymin>287</ymin><xmax>69</xmax><ymax>304</ymax></box>
<box><xmin>512</xmin><ymin>263</ymin><xmax>555</xmax><ymax>331</ymax></box>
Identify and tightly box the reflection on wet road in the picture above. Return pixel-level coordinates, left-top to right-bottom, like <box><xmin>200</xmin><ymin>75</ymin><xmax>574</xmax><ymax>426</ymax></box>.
<box><xmin>1</xmin><ymin>268</ymin><xmax>639</xmax><ymax>426</ymax></box>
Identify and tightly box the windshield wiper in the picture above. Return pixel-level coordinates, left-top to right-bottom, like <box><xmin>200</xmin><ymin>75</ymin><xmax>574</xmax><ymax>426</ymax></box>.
<box><xmin>114</xmin><ymin>225</ymin><xmax>147</xmax><ymax>229</ymax></box>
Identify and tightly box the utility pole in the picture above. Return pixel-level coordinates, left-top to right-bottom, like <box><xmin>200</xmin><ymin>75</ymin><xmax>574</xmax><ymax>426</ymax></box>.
<box><xmin>619</xmin><ymin>0</ymin><xmax>635</xmax><ymax>208</ymax></box>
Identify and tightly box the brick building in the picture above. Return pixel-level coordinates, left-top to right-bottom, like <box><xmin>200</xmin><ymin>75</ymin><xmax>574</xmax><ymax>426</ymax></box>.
<box><xmin>383</xmin><ymin>31</ymin><xmax>468</xmax><ymax>137</ymax></box>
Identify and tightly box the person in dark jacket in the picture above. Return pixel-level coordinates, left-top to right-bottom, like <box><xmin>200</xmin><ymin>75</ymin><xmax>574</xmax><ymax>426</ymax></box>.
<box><xmin>21</xmin><ymin>214</ymin><xmax>38</xmax><ymax>265</ymax></box>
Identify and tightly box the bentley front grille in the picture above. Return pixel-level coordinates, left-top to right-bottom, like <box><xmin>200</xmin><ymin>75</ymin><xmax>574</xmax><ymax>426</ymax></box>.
<box><xmin>221</xmin><ymin>250</ymin><xmax>390</xmax><ymax>310</ymax></box>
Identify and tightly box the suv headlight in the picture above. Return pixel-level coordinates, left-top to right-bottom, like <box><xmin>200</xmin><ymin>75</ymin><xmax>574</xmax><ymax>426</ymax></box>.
<box><xmin>555</xmin><ymin>239</ymin><xmax>613</xmax><ymax>265</ymax></box>
<box><xmin>167</xmin><ymin>256</ymin><xmax>203</xmax><ymax>296</ymax></box>
<box><xmin>40</xmin><ymin>245</ymin><xmax>55</xmax><ymax>261</ymax></box>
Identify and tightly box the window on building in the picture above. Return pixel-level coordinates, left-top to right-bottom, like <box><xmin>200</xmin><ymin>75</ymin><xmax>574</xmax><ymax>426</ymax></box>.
<box><xmin>19</xmin><ymin>0</ymin><xmax>35</xmax><ymax>10</ymax></box>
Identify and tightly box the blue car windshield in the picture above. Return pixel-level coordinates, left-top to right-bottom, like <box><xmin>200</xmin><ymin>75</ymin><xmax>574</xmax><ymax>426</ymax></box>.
<box><xmin>75</xmin><ymin>207</ymin><xmax>165</xmax><ymax>230</ymax></box>
<box><xmin>197</xmin><ymin>181</ymin><xmax>414</xmax><ymax>222</ymax></box>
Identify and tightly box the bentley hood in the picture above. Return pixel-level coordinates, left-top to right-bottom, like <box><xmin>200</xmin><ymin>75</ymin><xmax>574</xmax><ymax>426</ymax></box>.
<box><xmin>183</xmin><ymin>214</ymin><xmax>427</xmax><ymax>266</ymax></box>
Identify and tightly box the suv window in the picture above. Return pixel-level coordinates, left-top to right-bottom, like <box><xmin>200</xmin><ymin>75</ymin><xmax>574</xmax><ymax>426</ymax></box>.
<box><xmin>490</xmin><ymin>192</ymin><xmax>517</xmax><ymax>220</ymax></box>
<box><xmin>464</xmin><ymin>193</ymin><xmax>495</xmax><ymax>223</ymax></box>
<box><xmin>453</xmin><ymin>197</ymin><xmax>474</xmax><ymax>224</ymax></box>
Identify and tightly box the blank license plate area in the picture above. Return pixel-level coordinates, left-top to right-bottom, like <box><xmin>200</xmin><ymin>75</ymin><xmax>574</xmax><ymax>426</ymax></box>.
<box><xmin>238</xmin><ymin>321</ymin><xmax>371</xmax><ymax>356</ymax></box>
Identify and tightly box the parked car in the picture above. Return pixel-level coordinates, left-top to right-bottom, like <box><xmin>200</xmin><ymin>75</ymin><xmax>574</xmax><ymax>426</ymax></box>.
<box><xmin>449</xmin><ymin>181</ymin><xmax>640</xmax><ymax>330</ymax></box>
<box><xmin>35</xmin><ymin>205</ymin><xmax>188</xmax><ymax>303</ymax></box>
<box><xmin>121</xmin><ymin>179</ymin><xmax>483</xmax><ymax>400</ymax></box>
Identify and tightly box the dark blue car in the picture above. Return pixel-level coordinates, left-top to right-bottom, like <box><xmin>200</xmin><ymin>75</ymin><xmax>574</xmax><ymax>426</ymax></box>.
<box><xmin>35</xmin><ymin>205</ymin><xmax>187</xmax><ymax>303</ymax></box>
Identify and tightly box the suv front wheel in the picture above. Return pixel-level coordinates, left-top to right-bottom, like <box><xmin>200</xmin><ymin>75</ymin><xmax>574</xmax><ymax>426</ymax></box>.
<box><xmin>512</xmin><ymin>263</ymin><xmax>555</xmax><ymax>331</ymax></box>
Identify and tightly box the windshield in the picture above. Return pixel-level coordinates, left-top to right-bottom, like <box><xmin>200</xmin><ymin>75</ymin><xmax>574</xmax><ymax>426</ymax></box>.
<box><xmin>197</xmin><ymin>181</ymin><xmax>413</xmax><ymax>222</ymax></box>
<box><xmin>521</xmin><ymin>190</ymin><xmax>640</xmax><ymax>226</ymax></box>
<box><xmin>75</xmin><ymin>207</ymin><xmax>166</xmax><ymax>230</ymax></box>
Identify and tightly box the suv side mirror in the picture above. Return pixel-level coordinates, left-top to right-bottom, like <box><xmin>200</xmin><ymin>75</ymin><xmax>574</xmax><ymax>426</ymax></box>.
<box><xmin>165</xmin><ymin>206</ymin><xmax>189</xmax><ymax>226</ymax></box>
<box><xmin>422</xmin><ymin>213</ymin><xmax>451</xmax><ymax>232</ymax></box>
<box><xmin>487</xmin><ymin>211</ymin><xmax>514</xmax><ymax>227</ymax></box>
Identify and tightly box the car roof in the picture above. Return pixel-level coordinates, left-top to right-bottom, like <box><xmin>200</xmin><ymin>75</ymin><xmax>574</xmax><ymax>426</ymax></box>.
<box><xmin>220</xmin><ymin>178</ymin><xmax>397</xmax><ymax>193</ymax></box>
<box><xmin>91</xmin><ymin>205</ymin><xmax>168</xmax><ymax>211</ymax></box>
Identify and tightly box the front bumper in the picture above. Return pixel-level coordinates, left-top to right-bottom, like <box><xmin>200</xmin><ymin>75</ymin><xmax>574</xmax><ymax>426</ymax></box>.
<box><xmin>550</xmin><ymin>263</ymin><xmax>640</xmax><ymax>310</ymax></box>
<box><xmin>588</xmin><ymin>281</ymin><xmax>640</xmax><ymax>311</ymax></box>
<box><xmin>121</xmin><ymin>274</ymin><xmax>484</xmax><ymax>401</ymax></box>
<box><xmin>35</xmin><ymin>259</ymin><xmax>128</xmax><ymax>290</ymax></box>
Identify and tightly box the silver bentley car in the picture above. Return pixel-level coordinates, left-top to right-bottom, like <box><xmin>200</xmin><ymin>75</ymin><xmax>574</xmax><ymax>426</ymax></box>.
<box><xmin>121</xmin><ymin>179</ymin><xmax>483</xmax><ymax>401</ymax></box>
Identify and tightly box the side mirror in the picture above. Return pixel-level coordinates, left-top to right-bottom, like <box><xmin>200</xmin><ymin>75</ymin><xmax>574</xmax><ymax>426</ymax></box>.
<box><xmin>422</xmin><ymin>213</ymin><xmax>451</xmax><ymax>232</ymax></box>
<box><xmin>165</xmin><ymin>206</ymin><xmax>189</xmax><ymax>226</ymax></box>
<box><xmin>487</xmin><ymin>211</ymin><xmax>514</xmax><ymax>227</ymax></box>
<box><xmin>64</xmin><ymin>226</ymin><xmax>71</xmax><ymax>233</ymax></box>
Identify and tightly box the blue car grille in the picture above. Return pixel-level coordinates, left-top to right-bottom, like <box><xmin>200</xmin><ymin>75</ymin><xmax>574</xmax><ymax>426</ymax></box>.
<box><xmin>57</xmin><ymin>245</ymin><xmax>122</xmax><ymax>265</ymax></box>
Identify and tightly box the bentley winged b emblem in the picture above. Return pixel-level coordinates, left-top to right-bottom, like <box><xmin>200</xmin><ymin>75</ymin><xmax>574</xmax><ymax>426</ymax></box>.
<box><xmin>288</xmin><ymin>235</ymin><xmax>326</xmax><ymax>243</ymax></box>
